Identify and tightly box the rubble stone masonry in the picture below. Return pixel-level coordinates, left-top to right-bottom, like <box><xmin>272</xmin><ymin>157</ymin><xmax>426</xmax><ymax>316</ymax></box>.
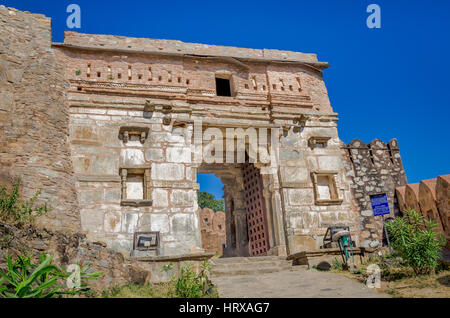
<box><xmin>0</xmin><ymin>6</ymin><xmax>80</xmax><ymax>232</ymax></box>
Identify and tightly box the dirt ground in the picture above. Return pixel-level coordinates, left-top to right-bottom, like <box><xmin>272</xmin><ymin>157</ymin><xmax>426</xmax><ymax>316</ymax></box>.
<box><xmin>333</xmin><ymin>269</ymin><xmax>450</xmax><ymax>298</ymax></box>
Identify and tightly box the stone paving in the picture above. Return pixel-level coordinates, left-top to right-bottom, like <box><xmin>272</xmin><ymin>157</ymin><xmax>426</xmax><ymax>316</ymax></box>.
<box><xmin>211</xmin><ymin>268</ymin><xmax>388</xmax><ymax>298</ymax></box>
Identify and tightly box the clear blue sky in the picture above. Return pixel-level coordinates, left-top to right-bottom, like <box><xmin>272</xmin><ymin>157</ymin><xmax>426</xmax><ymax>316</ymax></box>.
<box><xmin>4</xmin><ymin>0</ymin><xmax>449</xmax><ymax>199</ymax></box>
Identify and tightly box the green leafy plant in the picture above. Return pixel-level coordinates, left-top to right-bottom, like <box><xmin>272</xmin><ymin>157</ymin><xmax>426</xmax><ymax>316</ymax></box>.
<box><xmin>386</xmin><ymin>209</ymin><xmax>445</xmax><ymax>275</ymax></box>
<box><xmin>0</xmin><ymin>178</ymin><xmax>49</xmax><ymax>224</ymax></box>
<box><xmin>75</xmin><ymin>70</ymin><xmax>81</xmax><ymax>76</ymax></box>
<box><xmin>171</xmin><ymin>260</ymin><xmax>213</xmax><ymax>298</ymax></box>
<box><xmin>0</xmin><ymin>253</ymin><xmax>102</xmax><ymax>298</ymax></box>
<box><xmin>197</xmin><ymin>192</ymin><xmax>224</xmax><ymax>212</ymax></box>
<box><xmin>332</xmin><ymin>259</ymin><xmax>343</xmax><ymax>271</ymax></box>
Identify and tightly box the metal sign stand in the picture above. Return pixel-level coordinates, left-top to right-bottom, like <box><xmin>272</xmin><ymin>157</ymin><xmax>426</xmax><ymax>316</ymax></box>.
<box><xmin>370</xmin><ymin>193</ymin><xmax>393</xmax><ymax>254</ymax></box>
<box><xmin>382</xmin><ymin>215</ymin><xmax>393</xmax><ymax>254</ymax></box>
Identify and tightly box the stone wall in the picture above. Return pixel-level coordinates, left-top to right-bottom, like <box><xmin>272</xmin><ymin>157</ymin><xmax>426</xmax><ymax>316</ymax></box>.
<box><xmin>0</xmin><ymin>221</ymin><xmax>149</xmax><ymax>292</ymax></box>
<box><xmin>419</xmin><ymin>179</ymin><xmax>445</xmax><ymax>235</ymax></box>
<box><xmin>278</xmin><ymin>120</ymin><xmax>358</xmax><ymax>253</ymax></box>
<box><xmin>199</xmin><ymin>208</ymin><xmax>226</xmax><ymax>254</ymax></box>
<box><xmin>0</xmin><ymin>6</ymin><xmax>80</xmax><ymax>232</ymax></box>
<box><xmin>436</xmin><ymin>175</ymin><xmax>450</xmax><ymax>247</ymax></box>
<box><xmin>341</xmin><ymin>138</ymin><xmax>407</xmax><ymax>248</ymax></box>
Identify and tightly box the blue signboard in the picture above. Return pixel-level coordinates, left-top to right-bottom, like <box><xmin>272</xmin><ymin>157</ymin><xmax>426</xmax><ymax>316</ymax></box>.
<box><xmin>370</xmin><ymin>193</ymin><xmax>391</xmax><ymax>216</ymax></box>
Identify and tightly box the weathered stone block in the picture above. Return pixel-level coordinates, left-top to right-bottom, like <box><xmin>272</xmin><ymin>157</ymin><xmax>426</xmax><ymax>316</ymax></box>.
<box><xmin>170</xmin><ymin>189</ymin><xmax>195</xmax><ymax>207</ymax></box>
<box><xmin>120</xmin><ymin>149</ymin><xmax>145</xmax><ymax>166</ymax></box>
<box><xmin>288</xmin><ymin>189</ymin><xmax>314</xmax><ymax>205</ymax></box>
<box><xmin>79</xmin><ymin>190</ymin><xmax>103</xmax><ymax>204</ymax></box>
<box><xmin>166</xmin><ymin>147</ymin><xmax>191</xmax><ymax>163</ymax></box>
<box><xmin>80</xmin><ymin>209</ymin><xmax>104</xmax><ymax>233</ymax></box>
<box><xmin>318</xmin><ymin>156</ymin><xmax>341</xmax><ymax>171</ymax></box>
<box><xmin>104</xmin><ymin>188</ymin><xmax>121</xmax><ymax>203</ymax></box>
<box><xmin>281</xmin><ymin>167</ymin><xmax>308</xmax><ymax>184</ymax></box>
<box><xmin>145</xmin><ymin>148</ymin><xmax>164</xmax><ymax>162</ymax></box>
<box><xmin>151</xmin><ymin>214</ymin><xmax>170</xmax><ymax>233</ymax></box>
<box><xmin>121</xmin><ymin>213</ymin><xmax>138</xmax><ymax>234</ymax></box>
<box><xmin>152</xmin><ymin>188</ymin><xmax>168</xmax><ymax>208</ymax></box>
<box><xmin>104</xmin><ymin>211</ymin><xmax>121</xmax><ymax>233</ymax></box>
<box><xmin>91</xmin><ymin>155</ymin><xmax>119</xmax><ymax>175</ymax></box>
<box><xmin>170</xmin><ymin>214</ymin><xmax>196</xmax><ymax>241</ymax></box>
<box><xmin>152</xmin><ymin>163</ymin><xmax>184</xmax><ymax>181</ymax></box>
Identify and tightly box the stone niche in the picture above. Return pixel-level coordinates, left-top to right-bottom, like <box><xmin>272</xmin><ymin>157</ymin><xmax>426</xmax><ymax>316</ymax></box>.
<box><xmin>308</xmin><ymin>136</ymin><xmax>331</xmax><ymax>150</ymax></box>
<box><xmin>311</xmin><ymin>171</ymin><xmax>343</xmax><ymax>205</ymax></box>
<box><xmin>120</xmin><ymin>167</ymin><xmax>152</xmax><ymax>206</ymax></box>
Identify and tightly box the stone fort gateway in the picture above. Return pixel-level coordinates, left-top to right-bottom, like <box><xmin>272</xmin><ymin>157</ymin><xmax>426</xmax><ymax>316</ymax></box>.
<box><xmin>0</xmin><ymin>8</ymin><xmax>410</xmax><ymax>267</ymax></box>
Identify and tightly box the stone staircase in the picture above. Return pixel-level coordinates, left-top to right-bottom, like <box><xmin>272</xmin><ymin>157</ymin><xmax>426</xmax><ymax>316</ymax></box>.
<box><xmin>210</xmin><ymin>256</ymin><xmax>294</xmax><ymax>277</ymax></box>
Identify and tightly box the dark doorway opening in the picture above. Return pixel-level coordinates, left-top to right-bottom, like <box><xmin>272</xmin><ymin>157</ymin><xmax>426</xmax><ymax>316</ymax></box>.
<box><xmin>215</xmin><ymin>77</ymin><xmax>231</xmax><ymax>97</ymax></box>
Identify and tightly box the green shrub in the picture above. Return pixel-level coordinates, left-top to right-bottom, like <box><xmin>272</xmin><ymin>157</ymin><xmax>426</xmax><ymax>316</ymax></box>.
<box><xmin>332</xmin><ymin>259</ymin><xmax>343</xmax><ymax>270</ymax></box>
<box><xmin>0</xmin><ymin>253</ymin><xmax>102</xmax><ymax>298</ymax></box>
<box><xmin>386</xmin><ymin>209</ymin><xmax>445</xmax><ymax>275</ymax></box>
<box><xmin>0</xmin><ymin>178</ymin><xmax>48</xmax><ymax>224</ymax></box>
<box><xmin>172</xmin><ymin>260</ymin><xmax>213</xmax><ymax>298</ymax></box>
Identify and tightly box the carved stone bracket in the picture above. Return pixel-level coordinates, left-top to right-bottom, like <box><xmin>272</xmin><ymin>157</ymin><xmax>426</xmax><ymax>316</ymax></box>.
<box><xmin>119</xmin><ymin>127</ymin><xmax>150</xmax><ymax>144</ymax></box>
<box><xmin>308</xmin><ymin>136</ymin><xmax>331</xmax><ymax>149</ymax></box>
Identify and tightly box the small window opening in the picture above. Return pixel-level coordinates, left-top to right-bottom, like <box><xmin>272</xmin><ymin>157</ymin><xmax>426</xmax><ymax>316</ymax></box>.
<box><xmin>368</xmin><ymin>146</ymin><xmax>375</xmax><ymax>165</ymax></box>
<box><xmin>186</xmin><ymin>79</ymin><xmax>190</xmax><ymax>85</ymax></box>
<box><xmin>388</xmin><ymin>149</ymin><xmax>395</xmax><ymax>164</ymax></box>
<box><xmin>138</xmin><ymin>74</ymin><xmax>142</xmax><ymax>80</ymax></box>
<box><xmin>118</xmin><ymin>73</ymin><xmax>122</xmax><ymax>79</ymax></box>
<box><xmin>178</xmin><ymin>77</ymin><xmax>181</xmax><ymax>83</ymax></box>
<box><xmin>97</xmin><ymin>72</ymin><xmax>101</xmax><ymax>78</ymax></box>
<box><xmin>215</xmin><ymin>77</ymin><xmax>231</xmax><ymax>97</ymax></box>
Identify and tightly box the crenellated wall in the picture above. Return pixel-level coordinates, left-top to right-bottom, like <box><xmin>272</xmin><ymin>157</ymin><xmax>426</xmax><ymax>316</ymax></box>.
<box><xmin>396</xmin><ymin>175</ymin><xmax>450</xmax><ymax>247</ymax></box>
<box><xmin>199</xmin><ymin>208</ymin><xmax>226</xmax><ymax>254</ymax></box>
<box><xmin>341</xmin><ymin>138</ymin><xmax>407</xmax><ymax>248</ymax></box>
<box><xmin>0</xmin><ymin>6</ymin><xmax>80</xmax><ymax>232</ymax></box>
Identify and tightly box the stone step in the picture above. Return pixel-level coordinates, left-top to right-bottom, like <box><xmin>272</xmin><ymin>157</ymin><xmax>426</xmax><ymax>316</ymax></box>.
<box><xmin>211</xmin><ymin>260</ymin><xmax>290</xmax><ymax>271</ymax></box>
<box><xmin>210</xmin><ymin>256</ymin><xmax>293</xmax><ymax>277</ymax></box>
<box><xmin>211</xmin><ymin>264</ymin><xmax>292</xmax><ymax>277</ymax></box>
<box><xmin>210</xmin><ymin>256</ymin><xmax>287</xmax><ymax>265</ymax></box>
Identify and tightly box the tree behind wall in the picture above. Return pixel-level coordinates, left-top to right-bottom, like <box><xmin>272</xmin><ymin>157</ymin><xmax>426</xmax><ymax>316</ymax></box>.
<box><xmin>198</xmin><ymin>192</ymin><xmax>224</xmax><ymax>212</ymax></box>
